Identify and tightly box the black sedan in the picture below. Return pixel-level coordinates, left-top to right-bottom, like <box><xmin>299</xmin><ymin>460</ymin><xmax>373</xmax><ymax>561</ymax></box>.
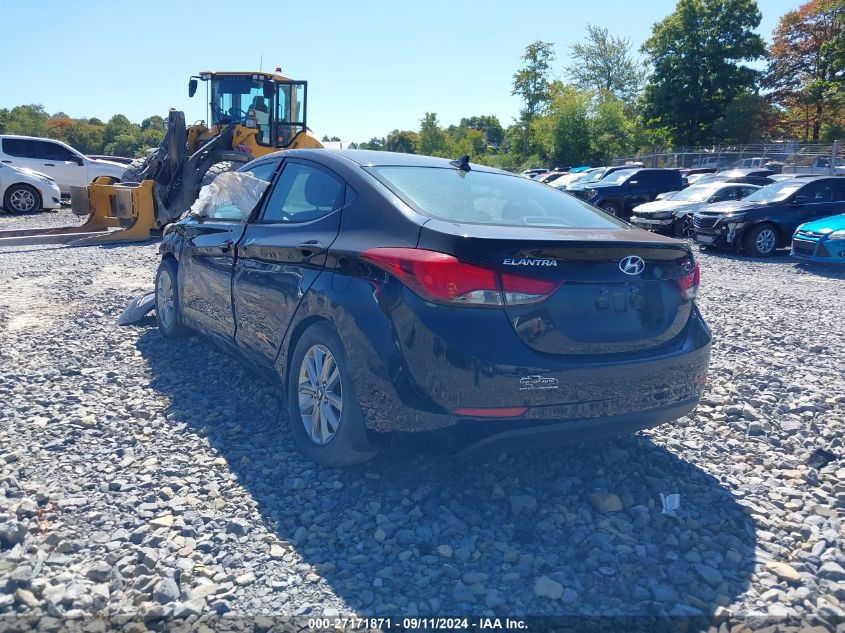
<box><xmin>155</xmin><ymin>150</ymin><xmax>712</xmax><ymax>466</ymax></box>
<box><xmin>693</xmin><ymin>176</ymin><xmax>845</xmax><ymax>256</ymax></box>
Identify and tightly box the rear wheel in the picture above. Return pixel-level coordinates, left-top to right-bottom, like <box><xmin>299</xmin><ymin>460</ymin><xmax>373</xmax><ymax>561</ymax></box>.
<box><xmin>155</xmin><ymin>259</ymin><xmax>192</xmax><ymax>338</ymax></box>
<box><xmin>200</xmin><ymin>161</ymin><xmax>238</xmax><ymax>188</ymax></box>
<box><xmin>744</xmin><ymin>223</ymin><xmax>778</xmax><ymax>257</ymax></box>
<box><xmin>287</xmin><ymin>322</ymin><xmax>376</xmax><ymax>466</ymax></box>
<box><xmin>3</xmin><ymin>184</ymin><xmax>41</xmax><ymax>213</ymax></box>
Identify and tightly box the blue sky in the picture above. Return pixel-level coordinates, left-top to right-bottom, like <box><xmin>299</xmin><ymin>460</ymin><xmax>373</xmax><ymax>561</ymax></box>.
<box><xmin>1</xmin><ymin>0</ymin><xmax>798</xmax><ymax>143</ymax></box>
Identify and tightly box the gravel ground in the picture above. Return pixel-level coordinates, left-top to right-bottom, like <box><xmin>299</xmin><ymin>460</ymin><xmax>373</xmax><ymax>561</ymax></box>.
<box><xmin>0</xmin><ymin>209</ymin><xmax>843</xmax><ymax>631</ymax></box>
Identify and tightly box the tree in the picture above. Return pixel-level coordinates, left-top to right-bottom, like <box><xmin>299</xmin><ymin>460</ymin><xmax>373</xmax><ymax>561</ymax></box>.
<box><xmin>459</xmin><ymin>115</ymin><xmax>504</xmax><ymax>146</ymax></box>
<box><xmin>588</xmin><ymin>93</ymin><xmax>637</xmax><ymax>162</ymax></box>
<box><xmin>765</xmin><ymin>0</ymin><xmax>845</xmax><ymax>141</ymax></box>
<box><xmin>641</xmin><ymin>0</ymin><xmax>766</xmax><ymax>145</ymax></box>
<box><xmin>533</xmin><ymin>84</ymin><xmax>591</xmax><ymax>167</ymax></box>
<box><xmin>419</xmin><ymin>112</ymin><xmax>450</xmax><ymax>156</ymax></box>
<box><xmin>512</xmin><ymin>41</ymin><xmax>556</xmax><ymax>157</ymax></box>
<box><xmin>103</xmin><ymin>114</ymin><xmax>137</xmax><ymax>145</ymax></box>
<box><xmin>359</xmin><ymin>137</ymin><xmax>385</xmax><ymax>150</ymax></box>
<box><xmin>0</xmin><ymin>104</ymin><xmax>49</xmax><ymax>136</ymax></box>
<box><xmin>384</xmin><ymin>129</ymin><xmax>419</xmax><ymax>153</ymax></box>
<box><xmin>566</xmin><ymin>25</ymin><xmax>647</xmax><ymax>106</ymax></box>
<box><xmin>141</xmin><ymin>115</ymin><xmax>166</xmax><ymax>132</ymax></box>
<box><xmin>320</xmin><ymin>135</ymin><xmax>341</xmax><ymax>142</ymax></box>
<box><xmin>66</xmin><ymin>121</ymin><xmax>105</xmax><ymax>155</ymax></box>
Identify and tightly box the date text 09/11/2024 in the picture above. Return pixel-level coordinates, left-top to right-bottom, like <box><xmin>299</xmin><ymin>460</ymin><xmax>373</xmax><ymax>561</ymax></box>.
<box><xmin>306</xmin><ymin>617</ymin><xmax>529</xmax><ymax>630</ymax></box>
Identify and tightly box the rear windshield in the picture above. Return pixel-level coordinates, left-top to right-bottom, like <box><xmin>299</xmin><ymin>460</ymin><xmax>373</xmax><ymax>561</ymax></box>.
<box><xmin>367</xmin><ymin>166</ymin><xmax>626</xmax><ymax>229</ymax></box>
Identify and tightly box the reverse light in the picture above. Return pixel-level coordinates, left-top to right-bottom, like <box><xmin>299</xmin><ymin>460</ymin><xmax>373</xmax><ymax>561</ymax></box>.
<box><xmin>361</xmin><ymin>248</ymin><xmax>559</xmax><ymax>307</ymax></box>
<box><xmin>451</xmin><ymin>407</ymin><xmax>528</xmax><ymax>418</ymax></box>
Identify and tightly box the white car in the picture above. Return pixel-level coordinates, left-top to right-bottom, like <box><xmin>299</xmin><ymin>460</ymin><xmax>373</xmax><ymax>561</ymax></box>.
<box><xmin>629</xmin><ymin>181</ymin><xmax>760</xmax><ymax>238</ymax></box>
<box><xmin>0</xmin><ymin>135</ymin><xmax>125</xmax><ymax>195</ymax></box>
<box><xmin>0</xmin><ymin>163</ymin><xmax>62</xmax><ymax>213</ymax></box>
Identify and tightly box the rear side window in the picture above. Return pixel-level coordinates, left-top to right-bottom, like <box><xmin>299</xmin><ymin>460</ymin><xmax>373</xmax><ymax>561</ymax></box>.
<box><xmin>261</xmin><ymin>162</ymin><xmax>344</xmax><ymax>223</ymax></box>
<box><xmin>2</xmin><ymin>138</ymin><xmax>36</xmax><ymax>158</ymax></box>
<box><xmin>368</xmin><ymin>166</ymin><xmax>626</xmax><ymax>229</ymax></box>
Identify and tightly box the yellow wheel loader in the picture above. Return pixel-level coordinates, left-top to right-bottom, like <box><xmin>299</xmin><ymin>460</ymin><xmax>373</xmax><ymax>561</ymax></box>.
<box><xmin>0</xmin><ymin>70</ymin><xmax>323</xmax><ymax>247</ymax></box>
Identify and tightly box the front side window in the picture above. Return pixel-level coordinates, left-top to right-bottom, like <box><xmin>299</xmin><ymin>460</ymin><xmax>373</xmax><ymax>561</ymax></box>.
<box><xmin>261</xmin><ymin>162</ymin><xmax>344</xmax><ymax>223</ymax></box>
<box><xmin>191</xmin><ymin>171</ymin><xmax>271</xmax><ymax>221</ymax></box>
<box><xmin>800</xmin><ymin>181</ymin><xmax>833</xmax><ymax>202</ymax></box>
<box><xmin>368</xmin><ymin>166</ymin><xmax>627</xmax><ymax>229</ymax></box>
<box><xmin>36</xmin><ymin>141</ymin><xmax>75</xmax><ymax>161</ymax></box>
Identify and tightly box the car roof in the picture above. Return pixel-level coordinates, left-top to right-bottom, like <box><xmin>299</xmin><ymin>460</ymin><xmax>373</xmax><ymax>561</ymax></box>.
<box><xmin>264</xmin><ymin>149</ymin><xmax>510</xmax><ymax>175</ymax></box>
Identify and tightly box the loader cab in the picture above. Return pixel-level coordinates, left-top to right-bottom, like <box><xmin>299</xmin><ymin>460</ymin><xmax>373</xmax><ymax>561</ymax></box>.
<box><xmin>190</xmin><ymin>72</ymin><xmax>307</xmax><ymax>149</ymax></box>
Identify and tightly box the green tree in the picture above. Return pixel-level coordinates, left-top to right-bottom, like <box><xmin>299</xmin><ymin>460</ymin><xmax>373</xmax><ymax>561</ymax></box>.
<box><xmin>459</xmin><ymin>115</ymin><xmax>504</xmax><ymax>146</ymax></box>
<box><xmin>359</xmin><ymin>137</ymin><xmax>385</xmax><ymax>150</ymax></box>
<box><xmin>141</xmin><ymin>115</ymin><xmax>166</xmax><ymax>132</ymax></box>
<box><xmin>384</xmin><ymin>129</ymin><xmax>419</xmax><ymax>153</ymax></box>
<box><xmin>588</xmin><ymin>93</ymin><xmax>637</xmax><ymax>162</ymax></box>
<box><xmin>103</xmin><ymin>114</ymin><xmax>138</xmax><ymax>145</ymax></box>
<box><xmin>419</xmin><ymin>112</ymin><xmax>451</xmax><ymax>156</ymax></box>
<box><xmin>140</xmin><ymin>128</ymin><xmax>165</xmax><ymax>152</ymax></box>
<box><xmin>512</xmin><ymin>41</ymin><xmax>556</xmax><ymax>158</ymax></box>
<box><xmin>533</xmin><ymin>84</ymin><xmax>591</xmax><ymax>167</ymax></box>
<box><xmin>764</xmin><ymin>0</ymin><xmax>845</xmax><ymax>141</ymax></box>
<box><xmin>66</xmin><ymin>121</ymin><xmax>105</xmax><ymax>154</ymax></box>
<box><xmin>566</xmin><ymin>25</ymin><xmax>647</xmax><ymax>106</ymax></box>
<box><xmin>1</xmin><ymin>104</ymin><xmax>49</xmax><ymax>136</ymax></box>
<box><xmin>641</xmin><ymin>0</ymin><xmax>766</xmax><ymax>145</ymax></box>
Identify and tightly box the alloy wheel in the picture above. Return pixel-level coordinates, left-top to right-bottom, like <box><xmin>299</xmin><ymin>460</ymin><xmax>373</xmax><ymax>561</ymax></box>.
<box><xmin>9</xmin><ymin>188</ymin><xmax>36</xmax><ymax>212</ymax></box>
<box><xmin>603</xmin><ymin>204</ymin><xmax>618</xmax><ymax>216</ymax></box>
<box><xmin>680</xmin><ymin>216</ymin><xmax>694</xmax><ymax>239</ymax></box>
<box><xmin>298</xmin><ymin>344</ymin><xmax>343</xmax><ymax>445</ymax></box>
<box><xmin>156</xmin><ymin>270</ymin><xmax>175</xmax><ymax>329</ymax></box>
<box><xmin>755</xmin><ymin>228</ymin><xmax>776</xmax><ymax>255</ymax></box>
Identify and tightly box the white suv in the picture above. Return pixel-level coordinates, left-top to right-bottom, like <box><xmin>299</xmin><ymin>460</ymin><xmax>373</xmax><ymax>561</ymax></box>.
<box><xmin>0</xmin><ymin>135</ymin><xmax>125</xmax><ymax>195</ymax></box>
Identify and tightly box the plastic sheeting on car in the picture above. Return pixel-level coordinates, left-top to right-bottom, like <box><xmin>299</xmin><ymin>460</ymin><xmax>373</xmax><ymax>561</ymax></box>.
<box><xmin>189</xmin><ymin>171</ymin><xmax>270</xmax><ymax>221</ymax></box>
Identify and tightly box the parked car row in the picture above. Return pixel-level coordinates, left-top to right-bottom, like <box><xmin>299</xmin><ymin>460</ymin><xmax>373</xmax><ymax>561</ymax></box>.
<box><xmin>0</xmin><ymin>134</ymin><xmax>127</xmax><ymax>212</ymax></box>
<box><xmin>628</xmin><ymin>173</ymin><xmax>845</xmax><ymax>263</ymax></box>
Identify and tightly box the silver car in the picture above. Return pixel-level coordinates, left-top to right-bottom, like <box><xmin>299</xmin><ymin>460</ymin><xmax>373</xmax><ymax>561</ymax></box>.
<box><xmin>630</xmin><ymin>182</ymin><xmax>760</xmax><ymax>238</ymax></box>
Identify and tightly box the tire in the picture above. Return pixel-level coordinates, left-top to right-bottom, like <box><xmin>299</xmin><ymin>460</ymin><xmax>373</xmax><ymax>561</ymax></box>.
<box><xmin>200</xmin><ymin>160</ymin><xmax>238</xmax><ymax>188</ymax></box>
<box><xmin>674</xmin><ymin>215</ymin><xmax>694</xmax><ymax>239</ymax></box>
<box><xmin>3</xmin><ymin>184</ymin><xmax>42</xmax><ymax>214</ymax></box>
<box><xmin>154</xmin><ymin>259</ymin><xmax>192</xmax><ymax>338</ymax></box>
<box><xmin>601</xmin><ymin>202</ymin><xmax>620</xmax><ymax>217</ymax></box>
<box><xmin>122</xmin><ymin>155</ymin><xmax>153</xmax><ymax>182</ymax></box>
<box><xmin>744</xmin><ymin>223</ymin><xmax>779</xmax><ymax>257</ymax></box>
<box><xmin>287</xmin><ymin>322</ymin><xmax>377</xmax><ymax>467</ymax></box>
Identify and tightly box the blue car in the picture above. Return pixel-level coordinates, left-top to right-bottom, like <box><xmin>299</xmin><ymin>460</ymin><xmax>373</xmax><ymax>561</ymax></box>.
<box><xmin>791</xmin><ymin>213</ymin><xmax>845</xmax><ymax>264</ymax></box>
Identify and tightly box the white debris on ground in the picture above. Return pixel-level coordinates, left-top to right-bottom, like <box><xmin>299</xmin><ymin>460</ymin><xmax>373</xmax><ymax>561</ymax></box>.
<box><xmin>0</xmin><ymin>208</ymin><xmax>843</xmax><ymax>630</ymax></box>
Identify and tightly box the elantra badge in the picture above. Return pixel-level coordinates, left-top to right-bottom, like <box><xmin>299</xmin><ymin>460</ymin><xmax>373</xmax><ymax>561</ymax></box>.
<box><xmin>619</xmin><ymin>255</ymin><xmax>645</xmax><ymax>275</ymax></box>
<box><xmin>503</xmin><ymin>258</ymin><xmax>558</xmax><ymax>267</ymax></box>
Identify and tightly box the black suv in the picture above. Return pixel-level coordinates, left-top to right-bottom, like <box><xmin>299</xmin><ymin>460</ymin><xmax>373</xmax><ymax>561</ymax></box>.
<box><xmin>582</xmin><ymin>169</ymin><xmax>684</xmax><ymax>218</ymax></box>
<box><xmin>693</xmin><ymin>176</ymin><xmax>845</xmax><ymax>256</ymax></box>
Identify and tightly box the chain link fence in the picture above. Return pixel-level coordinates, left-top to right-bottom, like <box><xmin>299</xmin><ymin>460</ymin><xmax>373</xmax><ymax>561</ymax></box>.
<box><xmin>613</xmin><ymin>141</ymin><xmax>843</xmax><ymax>174</ymax></box>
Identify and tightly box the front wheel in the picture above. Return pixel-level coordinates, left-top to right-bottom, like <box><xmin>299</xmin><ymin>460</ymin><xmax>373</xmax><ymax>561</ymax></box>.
<box><xmin>744</xmin><ymin>223</ymin><xmax>778</xmax><ymax>257</ymax></box>
<box><xmin>674</xmin><ymin>215</ymin><xmax>694</xmax><ymax>239</ymax></box>
<box><xmin>601</xmin><ymin>202</ymin><xmax>620</xmax><ymax>217</ymax></box>
<box><xmin>155</xmin><ymin>259</ymin><xmax>192</xmax><ymax>337</ymax></box>
<box><xmin>287</xmin><ymin>322</ymin><xmax>376</xmax><ymax>466</ymax></box>
<box><xmin>3</xmin><ymin>184</ymin><xmax>42</xmax><ymax>213</ymax></box>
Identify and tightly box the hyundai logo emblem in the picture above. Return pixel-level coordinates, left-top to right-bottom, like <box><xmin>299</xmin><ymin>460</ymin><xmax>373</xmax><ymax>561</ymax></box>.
<box><xmin>619</xmin><ymin>255</ymin><xmax>645</xmax><ymax>275</ymax></box>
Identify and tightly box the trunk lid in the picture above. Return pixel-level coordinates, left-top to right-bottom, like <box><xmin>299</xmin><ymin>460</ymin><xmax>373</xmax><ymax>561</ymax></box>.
<box><xmin>418</xmin><ymin>220</ymin><xmax>696</xmax><ymax>355</ymax></box>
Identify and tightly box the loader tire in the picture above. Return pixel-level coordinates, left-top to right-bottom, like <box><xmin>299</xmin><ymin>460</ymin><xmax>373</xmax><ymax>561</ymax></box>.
<box><xmin>122</xmin><ymin>155</ymin><xmax>153</xmax><ymax>183</ymax></box>
<box><xmin>200</xmin><ymin>161</ymin><xmax>238</xmax><ymax>188</ymax></box>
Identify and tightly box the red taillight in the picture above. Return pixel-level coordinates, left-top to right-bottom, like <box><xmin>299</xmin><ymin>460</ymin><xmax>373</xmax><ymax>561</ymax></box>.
<box><xmin>451</xmin><ymin>407</ymin><xmax>528</xmax><ymax>418</ymax></box>
<box><xmin>676</xmin><ymin>262</ymin><xmax>700</xmax><ymax>300</ymax></box>
<box><xmin>361</xmin><ymin>248</ymin><xmax>559</xmax><ymax>307</ymax></box>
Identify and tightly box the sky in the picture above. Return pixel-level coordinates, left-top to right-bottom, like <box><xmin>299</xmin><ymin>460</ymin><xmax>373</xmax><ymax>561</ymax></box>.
<box><xmin>0</xmin><ymin>0</ymin><xmax>800</xmax><ymax>143</ymax></box>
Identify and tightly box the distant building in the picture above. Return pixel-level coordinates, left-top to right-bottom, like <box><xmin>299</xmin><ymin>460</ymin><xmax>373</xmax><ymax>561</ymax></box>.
<box><xmin>320</xmin><ymin>141</ymin><xmax>358</xmax><ymax>150</ymax></box>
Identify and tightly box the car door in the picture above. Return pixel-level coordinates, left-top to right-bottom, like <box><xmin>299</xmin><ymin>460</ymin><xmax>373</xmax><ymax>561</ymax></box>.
<box><xmin>623</xmin><ymin>171</ymin><xmax>653</xmax><ymax>213</ymax></box>
<box><xmin>35</xmin><ymin>140</ymin><xmax>86</xmax><ymax>190</ymax></box>
<box><xmin>232</xmin><ymin>159</ymin><xmax>347</xmax><ymax>368</ymax></box>
<box><xmin>179</xmin><ymin>161</ymin><xmax>279</xmax><ymax>342</ymax></box>
<box><xmin>778</xmin><ymin>180</ymin><xmax>838</xmax><ymax>237</ymax></box>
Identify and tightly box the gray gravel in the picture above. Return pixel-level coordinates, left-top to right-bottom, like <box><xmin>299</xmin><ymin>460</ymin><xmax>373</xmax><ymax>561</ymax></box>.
<box><xmin>0</xmin><ymin>209</ymin><xmax>843</xmax><ymax>630</ymax></box>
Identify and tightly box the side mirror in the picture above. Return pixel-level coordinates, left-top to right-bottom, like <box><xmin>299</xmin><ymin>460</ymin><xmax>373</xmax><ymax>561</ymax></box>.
<box><xmin>72</xmin><ymin>156</ymin><xmax>84</xmax><ymax>166</ymax></box>
<box><xmin>188</xmin><ymin>79</ymin><xmax>198</xmax><ymax>98</ymax></box>
<box><xmin>263</xmin><ymin>82</ymin><xmax>274</xmax><ymax>100</ymax></box>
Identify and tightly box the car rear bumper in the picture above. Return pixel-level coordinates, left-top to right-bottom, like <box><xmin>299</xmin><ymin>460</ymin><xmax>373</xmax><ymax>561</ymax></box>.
<box><xmin>343</xmin><ymin>284</ymin><xmax>712</xmax><ymax>436</ymax></box>
<box><xmin>458</xmin><ymin>396</ymin><xmax>699</xmax><ymax>455</ymax></box>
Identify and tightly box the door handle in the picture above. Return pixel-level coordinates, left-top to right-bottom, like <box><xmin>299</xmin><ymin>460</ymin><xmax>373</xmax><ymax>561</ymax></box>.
<box><xmin>296</xmin><ymin>241</ymin><xmax>325</xmax><ymax>257</ymax></box>
<box><xmin>218</xmin><ymin>239</ymin><xmax>234</xmax><ymax>253</ymax></box>
<box><xmin>43</xmin><ymin>163</ymin><xmax>55</xmax><ymax>167</ymax></box>
<box><xmin>1</xmin><ymin>160</ymin><xmax>12</xmax><ymax>164</ymax></box>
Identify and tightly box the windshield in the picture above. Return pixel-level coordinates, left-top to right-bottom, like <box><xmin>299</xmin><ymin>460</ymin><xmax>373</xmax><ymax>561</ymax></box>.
<box><xmin>744</xmin><ymin>180</ymin><xmax>804</xmax><ymax>202</ymax></box>
<box><xmin>211</xmin><ymin>77</ymin><xmax>267</xmax><ymax>126</ymax></box>
<box><xmin>672</xmin><ymin>184</ymin><xmax>720</xmax><ymax>202</ymax></box>
<box><xmin>368</xmin><ymin>166</ymin><xmax>627</xmax><ymax>229</ymax></box>
<box><xmin>599</xmin><ymin>169</ymin><xmax>639</xmax><ymax>185</ymax></box>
